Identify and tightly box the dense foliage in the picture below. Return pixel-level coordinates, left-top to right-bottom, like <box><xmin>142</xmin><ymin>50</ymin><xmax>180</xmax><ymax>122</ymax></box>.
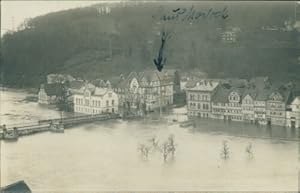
<box><xmin>1</xmin><ymin>2</ymin><xmax>299</xmax><ymax>88</ymax></box>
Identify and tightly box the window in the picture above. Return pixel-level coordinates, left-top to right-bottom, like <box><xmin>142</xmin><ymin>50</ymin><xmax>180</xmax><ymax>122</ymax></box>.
<box><xmin>106</xmin><ymin>100</ymin><xmax>109</xmax><ymax>107</ymax></box>
<box><xmin>112</xmin><ymin>100</ymin><xmax>115</xmax><ymax>106</ymax></box>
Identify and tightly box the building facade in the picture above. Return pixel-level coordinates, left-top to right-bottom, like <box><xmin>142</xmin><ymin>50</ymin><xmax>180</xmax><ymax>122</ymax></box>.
<box><xmin>115</xmin><ymin>70</ymin><xmax>174</xmax><ymax>112</ymax></box>
<box><xmin>224</xmin><ymin>90</ymin><xmax>243</xmax><ymax>121</ymax></box>
<box><xmin>186</xmin><ymin>79</ymin><xmax>219</xmax><ymax>117</ymax></box>
<box><xmin>73</xmin><ymin>86</ymin><xmax>118</xmax><ymax>115</ymax></box>
<box><xmin>211</xmin><ymin>87</ymin><xmax>230</xmax><ymax>120</ymax></box>
<box><xmin>286</xmin><ymin>96</ymin><xmax>300</xmax><ymax>128</ymax></box>
<box><xmin>241</xmin><ymin>92</ymin><xmax>256</xmax><ymax>122</ymax></box>
<box><xmin>266</xmin><ymin>90</ymin><xmax>291</xmax><ymax>126</ymax></box>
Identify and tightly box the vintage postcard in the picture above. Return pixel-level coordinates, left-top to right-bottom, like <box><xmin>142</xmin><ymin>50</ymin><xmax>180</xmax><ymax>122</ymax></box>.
<box><xmin>0</xmin><ymin>0</ymin><xmax>300</xmax><ymax>192</ymax></box>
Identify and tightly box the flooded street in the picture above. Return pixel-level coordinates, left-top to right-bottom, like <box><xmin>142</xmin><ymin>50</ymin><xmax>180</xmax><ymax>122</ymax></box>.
<box><xmin>0</xmin><ymin>90</ymin><xmax>299</xmax><ymax>192</ymax></box>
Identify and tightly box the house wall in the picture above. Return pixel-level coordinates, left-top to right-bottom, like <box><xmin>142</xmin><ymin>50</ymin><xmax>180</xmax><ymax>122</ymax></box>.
<box><xmin>38</xmin><ymin>88</ymin><xmax>50</xmax><ymax>104</ymax></box>
<box><xmin>73</xmin><ymin>90</ymin><xmax>118</xmax><ymax>115</ymax></box>
<box><xmin>254</xmin><ymin>100</ymin><xmax>267</xmax><ymax>125</ymax></box>
<box><xmin>242</xmin><ymin>95</ymin><xmax>255</xmax><ymax>122</ymax></box>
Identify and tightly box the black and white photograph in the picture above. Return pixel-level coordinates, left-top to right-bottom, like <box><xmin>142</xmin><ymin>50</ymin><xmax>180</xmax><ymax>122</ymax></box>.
<box><xmin>0</xmin><ymin>0</ymin><xmax>300</xmax><ymax>192</ymax></box>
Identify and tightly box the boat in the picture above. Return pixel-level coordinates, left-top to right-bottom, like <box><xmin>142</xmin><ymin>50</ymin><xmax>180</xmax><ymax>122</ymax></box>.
<box><xmin>179</xmin><ymin>120</ymin><xmax>195</xmax><ymax>128</ymax></box>
<box><xmin>4</xmin><ymin>131</ymin><xmax>19</xmax><ymax>141</ymax></box>
<box><xmin>49</xmin><ymin>123</ymin><xmax>64</xmax><ymax>133</ymax></box>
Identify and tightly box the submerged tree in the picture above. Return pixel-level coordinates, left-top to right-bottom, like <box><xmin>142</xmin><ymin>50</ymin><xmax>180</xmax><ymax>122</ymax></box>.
<box><xmin>220</xmin><ymin>140</ymin><xmax>230</xmax><ymax>160</ymax></box>
<box><xmin>245</xmin><ymin>142</ymin><xmax>254</xmax><ymax>159</ymax></box>
<box><xmin>167</xmin><ymin>134</ymin><xmax>176</xmax><ymax>157</ymax></box>
<box><xmin>138</xmin><ymin>144</ymin><xmax>150</xmax><ymax>161</ymax></box>
<box><xmin>150</xmin><ymin>136</ymin><xmax>159</xmax><ymax>151</ymax></box>
<box><xmin>161</xmin><ymin>142</ymin><xmax>170</xmax><ymax>162</ymax></box>
<box><xmin>160</xmin><ymin>134</ymin><xmax>177</xmax><ymax>163</ymax></box>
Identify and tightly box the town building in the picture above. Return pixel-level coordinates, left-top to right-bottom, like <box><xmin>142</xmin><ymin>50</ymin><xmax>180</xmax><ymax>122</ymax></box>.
<box><xmin>286</xmin><ymin>96</ymin><xmax>300</xmax><ymax>128</ymax></box>
<box><xmin>241</xmin><ymin>89</ymin><xmax>256</xmax><ymax>123</ymax></box>
<box><xmin>186</xmin><ymin>76</ymin><xmax>297</xmax><ymax>127</ymax></box>
<box><xmin>115</xmin><ymin>70</ymin><xmax>174</xmax><ymax>112</ymax></box>
<box><xmin>224</xmin><ymin>89</ymin><xmax>244</xmax><ymax>121</ymax></box>
<box><xmin>186</xmin><ymin>79</ymin><xmax>219</xmax><ymax>117</ymax></box>
<box><xmin>266</xmin><ymin>88</ymin><xmax>292</xmax><ymax>126</ymax></box>
<box><xmin>253</xmin><ymin>90</ymin><xmax>270</xmax><ymax>125</ymax></box>
<box><xmin>38</xmin><ymin>83</ymin><xmax>64</xmax><ymax>104</ymax></box>
<box><xmin>211</xmin><ymin>86</ymin><xmax>230</xmax><ymax>120</ymax></box>
<box><xmin>73</xmin><ymin>84</ymin><xmax>118</xmax><ymax>115</ymax></box>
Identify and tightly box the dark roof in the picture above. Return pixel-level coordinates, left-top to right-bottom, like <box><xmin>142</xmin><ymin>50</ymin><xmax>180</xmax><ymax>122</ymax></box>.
<box><xmin>185</xmin><ymin>79</ymin><xmax>200</xmax><ymax>89</ymax></box>
<box><xmin>212</xmin><ymin>86</ymin><xmax>231</xmax><ymax>103</ymax></box>
<box><xmin>107</xmin><ymin>76</ymin><xmax>124</xmax><ymax>87</ymax></box>
<box><xmin>43</xmin><ymin>83</ymin><xmax>64</xmax><ymax>96</ymax></box>
<box><xmin>69</xmin><ymin>80</ymin><xmax>84</xmax><ymax>90</ymax></box>
<box><xmin>249</xmin><ymin>76</ymin><xmax>270</xmax><ymax>90</ymax></box>
<box><xmin>255</xmin><ymin>88</ymin><xmax>272</xmax><ymax>101</ymax></box>
<box><xmin>242</xmin><ymin>88</ymin><xmax>257</xmax><ymax>99</ymax></box>
<box><xmin>223</xmin><ymin>78</ymin><xmax>248</xmax><ymax>88</ymax></box>
<box><xmin>1</xmin><ymin>180</ymin><xmax>31</xmax><ymax>193</ymax></box>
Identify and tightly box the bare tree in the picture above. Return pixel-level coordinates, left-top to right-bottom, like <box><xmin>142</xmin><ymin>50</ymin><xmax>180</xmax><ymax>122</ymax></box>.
<box><xmin>149</xmin><ymin>136</ymin><xmax>159</xmax><ymax>151</ymax></box>
<box><xmin>167</xmin><ymin>134</ymin><xmax>176</xmax><ymax>157</ymax></box>
<box><xmin>245</xmin><ymin>142</ymin><xmax>254</xmax><ymax>159</ymax></box>
<box><xmin>138</xmin><ymin>144</ymin><xmax>150</xmax><ymax>161</ymax></box>
<box><xmin>159</xmin><ymin>134</ymin><xmax>177</xmax><ymax>163</ymax></box>
<box><xmin>220</xmin><ymin>140</ymin><xmax>230</xmax><ymax>160</ymax></box>
<box><xmin>161</xmin><ymin>142</ymin><xmax>170</xmax><ymax>162</ymax></box>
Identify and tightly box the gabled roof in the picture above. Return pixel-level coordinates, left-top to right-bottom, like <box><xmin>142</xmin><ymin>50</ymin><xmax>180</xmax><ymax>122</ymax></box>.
<box><xmin>186</xmin><ymin>79</ymin><xmax>219</xmax><ymax>91</ymax></box>
<box><xmin>107</xmin><ymin>76</ymin><xmax>124</xmax><ymax>88</ymax></box>
<box><xmin>268</xmin><ymin>86</ymin><xmax>292</xmax><ymax>104</ymax></box>
<box><xmin>255</xmin><ymin>88</ymin><xmax>272</xmax><ymax>101</ymax></box>
<box><xmin>1</xmin><ymin>180</ymin><xmax>31</xmax><ymax>193</ymax></box>
<box><xmin>242</xmin><ymin>88</ymin><xmax>257</xmax><ymax>99</ymax></box>
<box><xmin>94</xmin><ymin>87</ymin><xmax>109</xmax><ymax>96</ymax></box>
<box><xmin>212</xmin><ymin>86</ymin><xmax>231</xmax><ymax>103</ymax></box>
<box><xmin>291</xmin><ymin>96</ymin><xmax>300</xmax><ymax>105</ymax></box>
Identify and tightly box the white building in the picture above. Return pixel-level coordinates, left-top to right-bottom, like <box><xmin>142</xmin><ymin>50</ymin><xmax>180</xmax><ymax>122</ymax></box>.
<box><xmin>73</xmin><ymin>85</ymin><xmax>118</xmax><ymax>115</ymax></box>
<box><xmin>286</xmin><ymin>96</ymin><xmax>300</xmax><ymax>128</ymax></box>
<box><xmin>186</xmin><ymin>79</ymin><xmax>219</xmax><ymax>118</ymax></box>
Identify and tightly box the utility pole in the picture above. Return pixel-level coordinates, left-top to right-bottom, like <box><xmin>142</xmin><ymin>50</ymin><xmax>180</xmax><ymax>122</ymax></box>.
<box><xmin>159</xmin><ymin>84</ymin><xmax>162</xmax><ymax>118</ymax></box>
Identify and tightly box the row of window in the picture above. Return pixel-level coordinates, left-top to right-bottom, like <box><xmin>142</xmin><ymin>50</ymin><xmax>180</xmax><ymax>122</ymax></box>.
<box><xmin>75</xmin><ymin>98</ymin><xmax>115</xmax><ymax>107</ymax></box>
<box><xmin>268</xmin><ymin>103</ymin><xmax>284</xmax><ymax>109</ymax></box>
<box><xmin>189</xmin><ymin>102</ymin><xmax>210</xmax><ymax>110</ymax></box>
<box><xmin>269</xmin><ymin>111</ymin><xmax>284</xmax><ymax>116</ymax></box>
<box><xmin>75</xmin><ymin>107</ymin><xmax>115</xmax><ymax>114</ymax></box>
<box><xmin>242</xmin><ymin>107</ymin><xmax>253</xmax><ymax>111</ymax></box>
<box><xmin>188</xmin><ymin>111</ymin><xmax>209</xmax><ymax>118</ymax></box>
<box><xmin>243</xmin><ymin>98</ymin><xmax>253</xmax><ymax>104</ymax></box>
<box><xmin>189</xmin><ymin>93</ymin><xmax>211</xmax><ymax>101</ymax></box>
<box><xmin>229</xmin><ymin>95</ymin><xmax>239</xmax><ymax>102</ymax></box>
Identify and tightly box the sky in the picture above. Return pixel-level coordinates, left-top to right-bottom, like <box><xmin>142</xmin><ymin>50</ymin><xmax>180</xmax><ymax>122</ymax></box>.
<box><xmin>1</xmin><ymin>1</ymin><xmax>114</xmax><ymax>36</ymax></box>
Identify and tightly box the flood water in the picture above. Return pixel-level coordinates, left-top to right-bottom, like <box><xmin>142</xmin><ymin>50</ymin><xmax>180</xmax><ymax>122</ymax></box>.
<box><xmin>0</xmin><ymin>90</ymin><xmax>299</xmax><ymax>192</ymax></box>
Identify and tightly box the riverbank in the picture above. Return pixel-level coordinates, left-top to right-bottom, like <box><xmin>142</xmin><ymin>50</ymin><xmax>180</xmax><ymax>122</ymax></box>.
<box><xmin>0</xmin><ymin>86</ymin><xmax>38</xmax><ymax>94</ymax></box>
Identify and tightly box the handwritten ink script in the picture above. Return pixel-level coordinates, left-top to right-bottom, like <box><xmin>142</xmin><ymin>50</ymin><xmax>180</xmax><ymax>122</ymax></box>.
<box><xmin>160</xmin><ymin>6</ymin><xmax>229</xmax><ymax>22</ymax></box>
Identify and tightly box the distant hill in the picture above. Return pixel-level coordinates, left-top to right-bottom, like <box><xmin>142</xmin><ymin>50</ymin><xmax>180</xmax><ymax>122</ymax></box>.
<box><xmin>1</xmin><ymin>1</ymin><xmax>299</xmax><ymax>88</ymax></box>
